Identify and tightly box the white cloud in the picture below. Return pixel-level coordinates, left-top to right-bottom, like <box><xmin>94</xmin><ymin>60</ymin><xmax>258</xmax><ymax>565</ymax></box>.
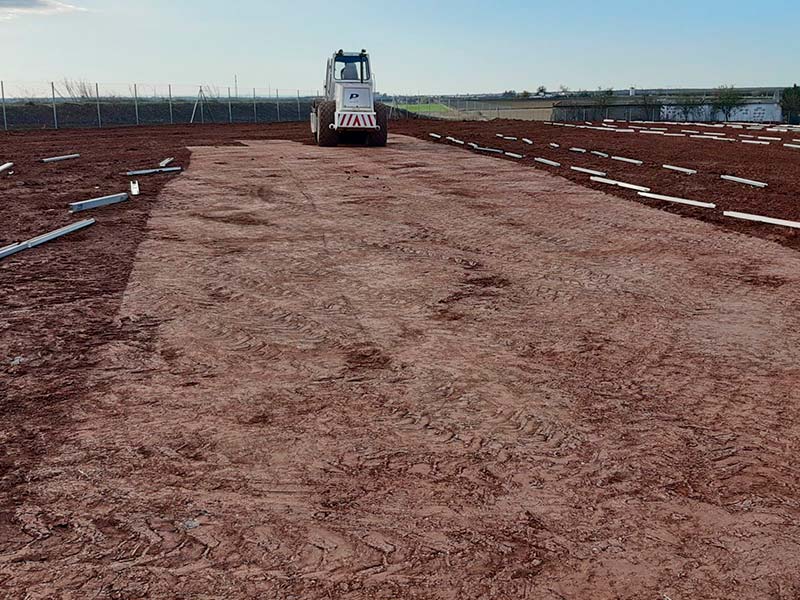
<box><xmin>0</xmin><ymin>0</ymin><xmax>86</xmax><ymax>20</ymax></box>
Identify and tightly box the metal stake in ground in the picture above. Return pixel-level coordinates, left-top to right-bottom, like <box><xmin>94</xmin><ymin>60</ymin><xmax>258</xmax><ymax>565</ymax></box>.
<box><xmin>95</xmin><ymin>82</ymin><xmax>102</xmax><ymax>128</ymax></box>
<box><xmin>276</xmin><ymin>89</ymin><xmax>281</xmax><ymax>122</ymax></box>
<box><xmin>134</xmin><ymin>83</ymin><xmax>140</xmax><ymax>126</ymax></box>
<box><xmin>228</xmin><ymin>87</ymin><xmax>233</xmax><ymax>124</ymax></box>
<box><xmin>253</xmin><ymin>88</ymin><xmax>257</xmax><ymax>123</ymax></box>
<box><xmin>168</xmin><ymin>84</ymin><xmax>174</xmax><ymax>125</ymax></box>
<box><xmin>1</xmin><ymin>80</ymin><xmax>7</xmax><ymax>131</ymax></box>
<box><xmin>51</xmin><ymin>81</ymin><xmax>58</xmax><ymax>130</ymax></box>
<box><xmin>297</xmin><ymin>90</ymin><xmax>301</xmax><ymax>121</ymax></box>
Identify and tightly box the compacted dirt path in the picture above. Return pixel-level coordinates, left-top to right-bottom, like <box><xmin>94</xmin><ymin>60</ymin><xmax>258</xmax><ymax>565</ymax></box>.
<box><xmin>3</xmin><ymin>135</ymin><xmax>800</xmax><ymax>599</ymax></box>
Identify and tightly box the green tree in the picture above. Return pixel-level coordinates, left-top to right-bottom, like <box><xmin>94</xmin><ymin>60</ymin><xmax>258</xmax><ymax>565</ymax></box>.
<box><xmin>521</xmin><ymin>90</ymin><xmax>531</xmax><ymax>99</ymax></box>
<box><xmin>712</xmin><ymin>85</ymin><xmax>746</xmax><ymax>121</ymax></box>
<box><xmin>537</xmin><ymin>85</ymin><xmax>547</xmax><ymax>95</ymax></box>
<box><xmin>780</xmin><ymin>85</ymin><xmax>800</xmax><ymax>123</ymax></box>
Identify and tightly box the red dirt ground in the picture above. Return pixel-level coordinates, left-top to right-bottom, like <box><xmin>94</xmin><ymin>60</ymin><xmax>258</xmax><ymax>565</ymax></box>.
<box><xmin>0</xmin><ymin>123</ymin><xmax>309</xmax><ymax>592</ymax></box>
<box><xmin>394</xmin><ymin>119</ymin><xmax>800</xmax><ymax>252</ymax></box>
<box><xmin>2</xmin><ymin>122</ymin><xmax>800</xmax><ymax>599</ymax></box>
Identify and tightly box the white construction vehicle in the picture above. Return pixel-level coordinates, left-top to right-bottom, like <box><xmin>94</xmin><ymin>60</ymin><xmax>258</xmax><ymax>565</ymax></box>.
<box><xmin>311</xmin><ymin>49</ymin><xmax>388</xmax><ymax>147</ymax></box>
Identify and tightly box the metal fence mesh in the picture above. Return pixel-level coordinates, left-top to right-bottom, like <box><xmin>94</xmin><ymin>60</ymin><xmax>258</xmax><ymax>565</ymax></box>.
<box><xmin>0</xmin><ymin>80</ymin><xmax>323</xmax><ymax>130</ymax></box>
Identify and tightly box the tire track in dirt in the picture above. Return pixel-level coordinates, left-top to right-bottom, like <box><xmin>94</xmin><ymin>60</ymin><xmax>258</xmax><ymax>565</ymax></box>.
<box><xmin>4</xmin><ymin>135</ymin><xmax>800</xmax><ymax>599</ymax></box>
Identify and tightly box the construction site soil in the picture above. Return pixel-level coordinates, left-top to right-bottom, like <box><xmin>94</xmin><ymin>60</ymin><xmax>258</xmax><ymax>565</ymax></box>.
<box><xmin>2</xmin><ymin>121</ymin><xmax>800</xmax><ymax>599</ymax></box>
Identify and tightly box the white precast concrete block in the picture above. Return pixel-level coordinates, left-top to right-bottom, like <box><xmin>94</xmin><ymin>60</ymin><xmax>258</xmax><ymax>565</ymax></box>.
<box><xmin>638</xmin><ymin>192</ymin><xmax>715</xmax><ymax>209</ymax></box>
<box><xmin>663</xmin><ymin>164</ymin><xmax>697</xmax><ymax>175</ymax></box>
<box><xmin>721</xmin><ymin>175</ymin><xmax>768</xmax><ymax>188</ymax></box>
<box><xmin>724</xmin><ymin>211</ymin><xmax>800</xmax><ymax>229</ymax></box>
<box><xmin>571</xmin><ymin>167</ymin><xmax>607</xmax><ymax>176</ymax></box>
<box><xmin>590</xmin><ymin>176</ymin><xmax>651</xmax><ymax>192</ymax></box>
<box><xmin>611</xmin><ymin>156</ymin><xmax>643</xmax><ymax>165</ymax></box>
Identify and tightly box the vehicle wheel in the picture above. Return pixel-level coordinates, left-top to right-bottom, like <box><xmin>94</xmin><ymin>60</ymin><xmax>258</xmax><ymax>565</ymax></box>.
<box><xmin>368</xmin><ymin>103</ymin><xmax>389</xmax><ymax>147</ymax></box>
<box><xmin>317</xmin><ymin>101</ymin><xmax>338</xmax><ymax>147</ymax></box>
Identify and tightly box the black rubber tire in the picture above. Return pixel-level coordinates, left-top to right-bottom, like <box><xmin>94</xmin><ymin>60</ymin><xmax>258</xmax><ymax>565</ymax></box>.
<box><xmin>368</xmin><ymin>103</ymin><xmax>389</xmax><ymax>147</ymax></box>
<box><xmin>317</xmin><ymin>101</ymin><xmax>338</xmax><ymax>147</ymax></box>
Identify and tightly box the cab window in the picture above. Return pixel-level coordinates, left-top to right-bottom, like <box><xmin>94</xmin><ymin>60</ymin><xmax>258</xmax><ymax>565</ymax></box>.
<box><xmin>334</xmin><ymin>56</ymin><xmax>370</xmax><ymax>81</ymax></box>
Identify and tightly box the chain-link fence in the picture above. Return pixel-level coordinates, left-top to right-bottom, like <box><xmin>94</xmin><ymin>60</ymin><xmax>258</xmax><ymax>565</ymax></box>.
<box><xmin>1</xmin><ymin>82</ymin><xmax>790</xmax><ymax>130</ymax></box>
<box><xmin>0</xmin><ymin>79</ymin><xmax>322</xmax><ymax>130</ymax></box>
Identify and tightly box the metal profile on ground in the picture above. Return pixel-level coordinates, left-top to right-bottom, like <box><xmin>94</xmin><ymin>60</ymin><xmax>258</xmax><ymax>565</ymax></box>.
<box><xmin>549</xmin><ymin>143</ymin><xmax>560</xmax><ymax>148</ymax></box>
<box><xmin>41</xmin><ymin>153</ymin><xmax>80</xmax><ymax>163</ymax></box>
<box><xmin>590</xmin><ymin>176</ymin><xmax>651</xmax><ymax>192</ymax></box>
<box><xmin>637</xmin><ymin>192</ymin><xmax>715</xmax><ymax>209</ymax></box>
<box><xmin>663</xmin><ymin>164</ymin><xmax>697</xmax><ymax>175</ymax></box>
<box><xmin>534</xmin><ymin>157</ymin><xmax>560</xmax><ymax>167</ymax></box>
<box><xmin>610</xmin><ymin>156</ymin><xmax>643</xmax><ymax>165</ymax></box>
<box><xmin>477</xmin><ymin>147</ymin><xmax>504</xmax><ymax>154</ymax></box>
<box><xmin>0</xmin><ymin>242</ymin><xmax>22</xmax><ymax>259</ymax></box>
<box><xmin>571</xmin><ymin>166</ymin><xmax>606</xmax><ymax>176</ymax></box>
<box><xmin>743</xmin><ymin>140</ymin><xmax>769</xmax><ymax>145</ymax></box>
<box><xmin>591</xmin><ymin>151</ymin><xmax>609</xmax><ymax>158</ymax></box>
<box><xmin>503</xmin><ymin>136</ymin><xmax>518</xmax><ymax>141</ymax></box>
<box><xmin>504</xmin><ymin>152</ymin><xmax>523</xmax><ymax>159</ymax></box>
<box><xmin>721</xmin><ymin>175</ymin><xmax>768</xmax><ymax>188</ymax></box>
<box><xmin>784</xmin><ymin>144</ymin><xmax>800</xmax><ymax>150</ymax></box>
<box><xmin>0</xmin><ymin>219</ymin><xmax>95</xmax><ymax>262</ymax></box>
<box><xmin>0</xmin><ymin>162</ymin><xmax>13</xmax><ymax>174</ymax></box>
<box><xmin>159</xmin><ymin>157</ymin><xmax>175</xmax><ymax>167</ymax></box>
<box><xmin>125</xmin><ymin>167</ymin><xmax>183</xmax><ymax>176</ymax></box>
<box><xmin>724</xmin><ymin>211</ymin><xmax>800</xmax><ymax>229</ymax></box>
<box><xmin>69</xmin><ymin>192</ymin><xmax>129</xmax><ymax>213</ymax></box>
<box><xmin>428</xmin><ymin>133</ymin><xmax>442</xmax><ymax>140</ymax></box>
<box><xmin>569</xmin><ymin>147</ymin><xmax>587</xmax><ymax>153</ymax></box>
<box><xmin>522</xmin><ymin>138</ymin><xmax>533</xmax><ymax>145</ymax></box>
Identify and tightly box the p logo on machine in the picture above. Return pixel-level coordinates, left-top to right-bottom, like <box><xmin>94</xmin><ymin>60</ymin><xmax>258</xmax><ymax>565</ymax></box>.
<box><xmin>350</xmin><ymin>93</ymin><xmax>360</xmax><ymax>100</ymax></box>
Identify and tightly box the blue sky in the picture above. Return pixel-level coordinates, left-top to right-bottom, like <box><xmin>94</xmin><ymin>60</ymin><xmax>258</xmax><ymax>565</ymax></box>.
<box><xmin>1</xmin><ymin>0</ymin><xmax>798</xmax><ymax>94</ymax></box>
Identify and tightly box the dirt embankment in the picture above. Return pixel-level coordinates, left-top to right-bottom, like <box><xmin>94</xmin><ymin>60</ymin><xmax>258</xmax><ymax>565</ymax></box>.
<box><xmin>0</xmin><ymin>123</ymin><xmax>309</xmax><ymax>536</ymax></box>
<box><xmin>393</xmin><ymin>119</ymin><xmax>800</xmax><ymax>251</ymax></box>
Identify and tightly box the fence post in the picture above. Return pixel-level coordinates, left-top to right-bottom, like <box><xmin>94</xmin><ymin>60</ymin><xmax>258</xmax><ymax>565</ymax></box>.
<box><xmin>228</xmin><ymin>87</ymin><xmax>233</xmax><ymax>123</ymax></box>
<box><xmin>200</xmin><ymin>87</ymin><xmax>205</xmax><ymax>124</ymax></box>
<box><xmin>134</xmin><ymin>83</ymin><xmax>140</xmax><ymax>125</ymax></box>
<box><xmin>253</xmin><ymin>88</ymin><xmax>257</xmax><ymax>123</ymax></box>
<box><xmin>275</xmin><ymin>89</ymin><xmax>280</xmax><ymax>122</ymax></box>
<box><xmin>1</xmin><ymin>80</ymin><xmax>7</xmax><ymax>131</ymax></box>
<box><xmin>95</xmin><ymin>83</ymin><xmax>102</xmax><ymax>128</ymax></box>
<box><xmin>51</xmin><ymin>82</ymin><xmax>58</xmax><ymax>129</ymax></box>
<box><xmin>296</xmin><ymin>90</ymin><xmax>301</xmax><ymax>121</ymax></box>
<box><xmin>168</xmin><ymin>84</ymin><xmax>174</xmax><ymax>125</ymax></box>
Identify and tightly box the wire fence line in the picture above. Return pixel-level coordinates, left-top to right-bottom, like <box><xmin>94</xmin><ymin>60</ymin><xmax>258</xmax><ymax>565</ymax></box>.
<box><xmin>0</xmin><ymin>80</ymin><xmax>329</xmax><ymax>130</ymax></box>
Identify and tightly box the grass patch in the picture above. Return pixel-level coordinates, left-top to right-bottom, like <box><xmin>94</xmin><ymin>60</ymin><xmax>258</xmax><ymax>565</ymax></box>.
<box><xmin>396</xmin><ymin>103</ymin><xmax>451</xmax><ymax>114</ymax></box>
